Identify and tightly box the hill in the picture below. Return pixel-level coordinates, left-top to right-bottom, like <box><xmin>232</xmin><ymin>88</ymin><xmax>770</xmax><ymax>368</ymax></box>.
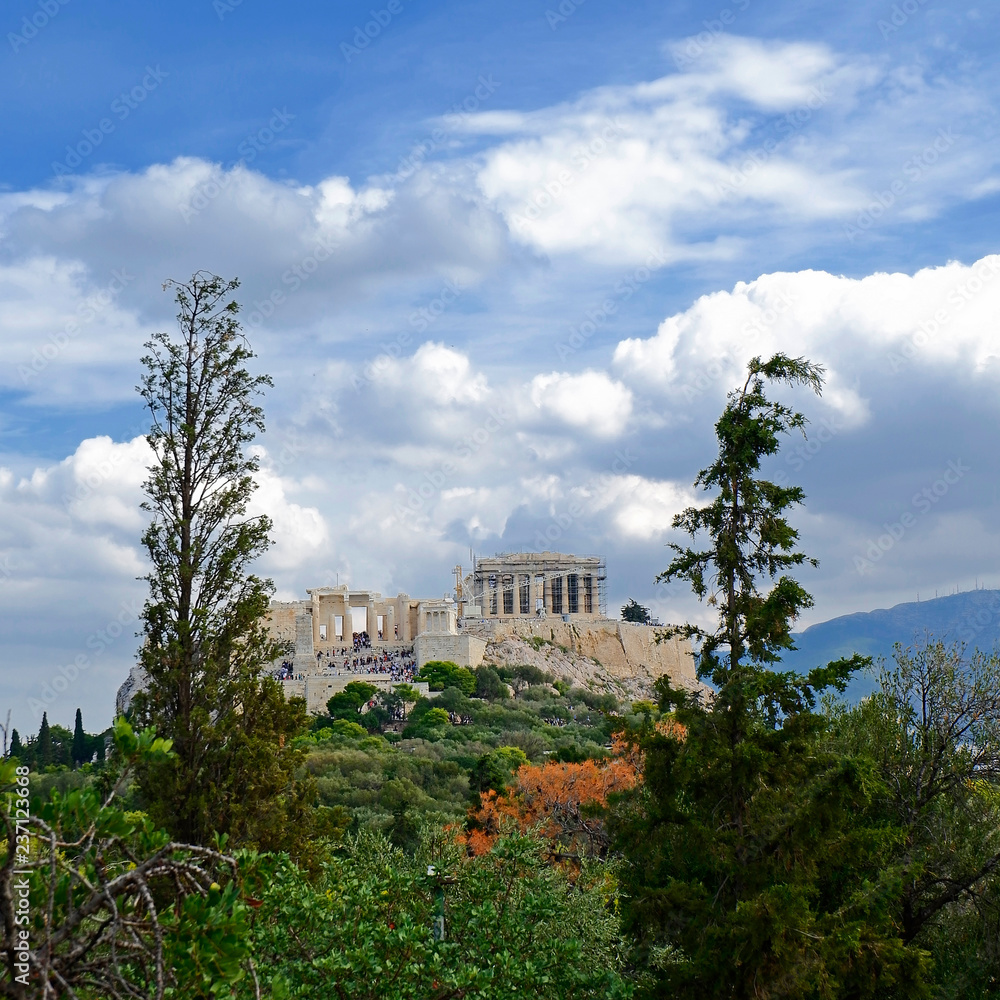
<box><xmin>778</xmin><ymin>589</ymin><xmax>1000</xmax><ymax>700</ymax></box>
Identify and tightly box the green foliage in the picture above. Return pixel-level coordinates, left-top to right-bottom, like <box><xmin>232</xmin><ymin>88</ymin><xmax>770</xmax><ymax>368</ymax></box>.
<box><xmin>474</xmin><ymin>664</ymin><xmax>510</xmax><ymax>700</ymax></box>
<box><xmin>236</xmin><ymin>829</ymin><xmax>636</xmax><ymax>999</ymax></box>
<box><xmin>621</xmin><ymin>599</ymin><xmax>652</xmax><ymax>624</ymax></box>
<box><xmin>829</xmin><ymin>641</ymin><xmax>1000</xmax><ymax>995</ymax></box>
<box><xmin>72</xmin><ymin>707</ymin><xmax>87</xmax><ymax>766</ymax></box>
<box><xmin>470</xmin><ymin>746</ymin><xmax>528</xmax><ymax>795</ymax></box>
<box><xmin>133</xmin><ymin>272</ymin><xmax>313</xmax><ymax>853</ymax></box>
<box><xmin>303</xmin><ymin>679</ymin><xmax>619</xmax><ymax>836</ymax></box>
<box><xmin>658</xmin><ymin>353</ymin><xmax>825</xmax><ymax>685</ymax></box>
<box><xmin>612</xmin><ymin>355</ymin><xmax>921</xmax><ymax>998</ymax></box>
<box><xmin>37</xmin><ymin>711</ymin><xmax>52</xmax><ymax>768</ymax></box>
<box><xmin>416</xmin><ymin>660</ymin><xmax>476</xmax><ymax>694</ymax></box>
<box><xmin>326</xmin><ymin>681</ymin><xmax>378</xmax><ymax>720</ymax></box>
<box><xmin>0</xmin><ymin>719</ymin><xmax>248</xmax><ymax>999</ymax></box>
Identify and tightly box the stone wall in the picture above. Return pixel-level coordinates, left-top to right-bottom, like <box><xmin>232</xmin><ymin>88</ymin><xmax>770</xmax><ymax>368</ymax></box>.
<box><xmin>413</xmin><ymin>633</ymin><xmax>488</xmax><ymax>670</ymax></box>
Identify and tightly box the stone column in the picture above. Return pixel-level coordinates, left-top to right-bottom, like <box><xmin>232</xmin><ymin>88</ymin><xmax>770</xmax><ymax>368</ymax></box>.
<box><xmin>367</xmin><ymin>598</ymin><xmax>377</xmax><ymax>643</ymax></box>
<box><xmin>385</xmin><ymin>605</ymin><xmax>395</xmax><ymax>642</ymax></box>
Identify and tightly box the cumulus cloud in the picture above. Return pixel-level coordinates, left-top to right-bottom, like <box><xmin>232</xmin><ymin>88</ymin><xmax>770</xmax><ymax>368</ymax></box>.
<box><xmin>528</xmin><ymin>371</ymin><xmax>634</xmax><ymax>438</ymax></box>
<box><xmin>613</xmin><ymin>254</ymin><xmax>1000</xmax><ymax>423</ymax></box>
<box><xmin>0</xmin><ymin>435</ymin><xmax>328</xmax><ymax>729</ymax></box>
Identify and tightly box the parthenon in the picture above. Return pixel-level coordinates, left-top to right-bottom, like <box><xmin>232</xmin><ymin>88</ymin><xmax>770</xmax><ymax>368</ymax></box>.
<box><xmin>460</xmin><ymin>551</ymin><xmax>607</xmax><ymax>620</ymax></box>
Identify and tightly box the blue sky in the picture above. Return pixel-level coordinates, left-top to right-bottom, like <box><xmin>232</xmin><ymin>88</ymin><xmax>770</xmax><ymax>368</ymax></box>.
<box><xmin>2</xmin><ymin>0</ymin><xmax>999</xmax><ymax>734</ymax></box>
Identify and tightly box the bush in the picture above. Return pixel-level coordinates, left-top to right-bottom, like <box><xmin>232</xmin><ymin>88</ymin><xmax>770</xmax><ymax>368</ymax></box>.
<box><xmin>416</xmin><ymin>661</ymin><xmax>476</xmax><ymax>695</ymax></box>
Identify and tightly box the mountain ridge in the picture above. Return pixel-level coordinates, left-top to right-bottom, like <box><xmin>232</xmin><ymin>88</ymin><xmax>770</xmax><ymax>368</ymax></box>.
<box><xmin>777</xmin><ymin>589</ymin><xmax>1000</xmax><ymax>699</ymax></box>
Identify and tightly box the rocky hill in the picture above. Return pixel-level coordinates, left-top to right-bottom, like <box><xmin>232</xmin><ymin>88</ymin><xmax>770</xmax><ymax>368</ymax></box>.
<box><xmin>474</xmin><ymin>618</ymin><xmax>702</xmax><ymax>704</ymax></box>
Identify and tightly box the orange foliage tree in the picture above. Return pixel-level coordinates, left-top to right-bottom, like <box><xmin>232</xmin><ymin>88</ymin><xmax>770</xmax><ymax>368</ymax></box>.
<box><xmin>466</xmin><ymin>733</ymin><xmax>644</xmax><ymax>858</ymax></box>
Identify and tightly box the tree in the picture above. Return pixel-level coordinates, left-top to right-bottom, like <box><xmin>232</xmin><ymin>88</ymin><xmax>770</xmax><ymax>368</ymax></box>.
<box><xmin>468</xmin><ymin>736</ymin><xmax>639</xmax><ymax>858</ymax></box>
<box><xmin>469</xmin><ymin>746</ymin><xmax>529</xmax><ymax>797</ymax></box>
<box><xmin>612</xmin><ymin>355</ymin><xmax>913</xmax><ymax>998</ymax></box>
<box><xmin>236</xmin><ymin>829</ymin><xmax>635</xmax><ymax>999</ymax></box>
<box><xmin>72</xmin><ymin>708</ymin><xmax>87</xmax><ymax>767</ymax></box>
<box><xmin>416</xmin><ymin>660</ymin><xmax>476</xmax><ymax>695</ymax></box>
<box><xmin>473</xmin><ymin>665</ymin><xmax>509</xmax><ymax>701</ymax></box>
<box><xmin>133</xmin><ymin>272</ymin><xmax>312</xmax><ymax>851</ymax></box>
<box><xmin>6</xmin><ymin>730</ymin><xmax>21</xmax><ymax>761</ymax></box>
<box><xmin>0</xmin><ymin>719</ymin><xmax>249</xmax><ymax>1000</ymax></box>
<box><xmin>327</xmin><ymin>681</ymin><xmax>378</xmax><ymax>721</ymax></box>
<box><xmin>37</xmin><ymin>713</ymin><xmax>52</xmax><ymax>770</ymax></box>
<box><xmin>621</xmin><ymin>599</ymin><xmax>652</xmax><ymax>624</ymax></box>
<box><xmin>832</xmin><ymin>641</ymin><xmax>1000</xmax><ymax>995</ymax></box>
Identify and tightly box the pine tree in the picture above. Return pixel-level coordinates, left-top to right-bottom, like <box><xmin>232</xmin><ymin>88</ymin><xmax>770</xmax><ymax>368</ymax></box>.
<box><xmin>612</xmin><ymin>355</ymin><xmax>918</xmax><ymax>997</ymax></box>
<box><xmin>8</xmin><ymin>728</ymin><xmax>22</xmax><ymax>760</ymax></box>
<box><xmin>133</xmin><ymin>272</ymin><xmax>314</xmax><ymax>851</ymax></box>
<box><xmin>72</xmin><ymin>708</ymin><xmax>88</xmax><ymax>766</ymax></box>
<box><xmin>37</xmin><ymin>712</ymin><xmax>53</xmax><ymax>769</ymax></box>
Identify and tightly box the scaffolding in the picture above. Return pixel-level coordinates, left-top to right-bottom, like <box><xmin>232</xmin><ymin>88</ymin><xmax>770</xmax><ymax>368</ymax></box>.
<box><xmin>465</xmin><ymin>551</ymin><xmax>607</xmax><ymax>619</ymax></box>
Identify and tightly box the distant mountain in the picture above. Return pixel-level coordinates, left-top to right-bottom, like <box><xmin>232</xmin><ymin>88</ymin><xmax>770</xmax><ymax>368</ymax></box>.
<box><xmin>777</xmin><ymin>589</ymin><xmax>1000</xmax><ymax>701</ymax></box>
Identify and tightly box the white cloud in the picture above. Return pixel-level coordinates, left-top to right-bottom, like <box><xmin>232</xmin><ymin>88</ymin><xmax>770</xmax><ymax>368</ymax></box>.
<box><xmin>529</xmin><ymin>370</ymin><xmax>634</xmax><ymax>438</ymax></box>
<box><xmin>614</xmin><ymin>253</ymin><xmax>1000</xmax><ymax>425</ymax></box>
<box><xmin>473</xmin><ymin>36</ymin><xmax>880</xmax><ymax>262</ymax></box>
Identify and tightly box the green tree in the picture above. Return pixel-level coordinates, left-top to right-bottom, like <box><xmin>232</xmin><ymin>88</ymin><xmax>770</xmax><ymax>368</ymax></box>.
<box><xmin>37</xmin><ymin>713</ymin><xmax>52</xmax><ymax>770</ymax></box>
<box><xmin>473</xmin><ymin>665</ymin><xmax>509</xmax><ymax>701</ymax></box>
<box><xmin>832</xmin><ymin>641</ymin><xmax>1000</xmax><ymax>995</ymax></box>
<box><xmin>612</xmin><ymin>355</ymin><xmax>913</xmax><ymax>998</ymax></box>
<box><xmin>236</xmin><ymin>829</ymin><xmax>635</xmax><ymax>999</ymax></box>
<box><xmin>470</xmin><ymin>746</ymin><xmax>528</xmax><ymax>796</ymax></box>
<box><xmin>416</xmin><ymin>660</ymin><xmax>476</xmax><ymax>695</ymax></box>
<box><xmin>0</xmin><ymin>719</ymin><xmax>249</xmax><ymax>999</ymax></box>
<box><xmin>132</xmin><ymin>272</ymin><xmax>312</xmax><ymax>851</ymax></box>
<box><xmin>326</xmin><ymin>680</ymin><xmax>378</xmax><ymax>718</ymax></box>
<box><xmin>6</xmin><ymin>729</ymin><xmax>21</xmax><ymax>761</ymax></box>
<box><xmin>620</xmin><ymin>599</ymin><xmax>652</xmax><ymax>624</ymax></box>
<box><xmin>72</xmin><ymin>708</ymin><xmax>87</xmax><ymax>767</ymax></box>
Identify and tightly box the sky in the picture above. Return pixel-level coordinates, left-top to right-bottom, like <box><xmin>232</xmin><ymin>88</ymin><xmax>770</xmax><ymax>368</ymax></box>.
<box><xmin>1</xmin><ymin>0</ymin><xmax>999</xmax><ymax>736</ymax></box>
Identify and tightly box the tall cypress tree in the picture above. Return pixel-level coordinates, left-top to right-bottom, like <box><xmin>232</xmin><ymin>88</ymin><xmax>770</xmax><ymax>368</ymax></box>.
<box><xmin>72</xmin><ymin>708</ymin><xmax>87</xmax><ymax>766</ymax></box>
<box><xmin>133</xmin><ymin>272</ymin><xmax>314</xmax><ymax>851</ymax></box>
<box><xmin>37</xmin><ymin>712</ymin><xmax>53</xmax><ymax>769</ymax></box>
<box><xmin>8</xmin><ymin>728</ymin><xmax>22</xmax><ymax>760</ymax></box>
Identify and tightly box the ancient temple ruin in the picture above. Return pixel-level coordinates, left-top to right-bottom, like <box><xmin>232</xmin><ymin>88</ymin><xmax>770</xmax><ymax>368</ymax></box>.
<box><xmin>460</xmin><ymin>551</ymin><xmax>607</xmax><ymax>620</ymax></box>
